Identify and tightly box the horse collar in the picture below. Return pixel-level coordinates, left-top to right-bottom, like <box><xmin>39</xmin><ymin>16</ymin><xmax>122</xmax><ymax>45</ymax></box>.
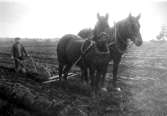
<box><xmin>94</xmin><ymin>43</ymin><xmax>110</xmax><ymax>54</ymax></box>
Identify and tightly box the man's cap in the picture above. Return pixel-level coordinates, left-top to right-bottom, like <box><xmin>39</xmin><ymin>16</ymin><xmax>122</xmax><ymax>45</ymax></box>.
<box><xmin>15</xmin><ymin>37</ymin><xmax>20</xmax><ymax>41</ymax></box>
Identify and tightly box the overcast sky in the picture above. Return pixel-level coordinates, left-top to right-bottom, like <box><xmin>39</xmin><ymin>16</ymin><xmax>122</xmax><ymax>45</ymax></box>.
<box><xmin>0</xmin><ymin>0</ymin><xmax>166</xmax><ymax>41</ymax></box>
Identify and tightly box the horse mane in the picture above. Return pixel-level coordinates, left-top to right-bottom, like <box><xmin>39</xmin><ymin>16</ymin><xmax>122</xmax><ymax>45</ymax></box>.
<box><xmin>106</xmin><ymin>17</ymin><xmax>130</xmax><ymax>53</ymax></box>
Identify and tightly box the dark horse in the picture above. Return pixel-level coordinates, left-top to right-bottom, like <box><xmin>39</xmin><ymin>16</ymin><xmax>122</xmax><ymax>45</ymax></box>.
<box><xmin>57</xmin><ymin>33</ymin><xmax>109</xmax><ymax>83</ymax></box>
<box><xmin>106</xmin><ymin>13</ymin><xmax>143</xmax><ymax>90</ymax></box>
<box><xmin>57</xmin><ymin>13</ymin><xmax>110</xmax><ymax>94</ymax></box>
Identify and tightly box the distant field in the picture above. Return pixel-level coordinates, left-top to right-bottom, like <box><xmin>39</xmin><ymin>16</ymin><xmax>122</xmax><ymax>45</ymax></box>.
<box><xmin>0</xmin><ymin>39</ymin><xmax>58</xmax><ymax>66</ymax></box>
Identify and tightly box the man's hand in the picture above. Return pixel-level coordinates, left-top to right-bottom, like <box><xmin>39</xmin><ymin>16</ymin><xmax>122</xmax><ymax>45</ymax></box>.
<box><xmin>11</xmin><ymin>56</ymin><xmax>14</xmax><ymax>59</ymax></box>
<box><xmin>27</xmin><ymin>54</ymin><xmax>30</xmax><ymax>57</ymax></box>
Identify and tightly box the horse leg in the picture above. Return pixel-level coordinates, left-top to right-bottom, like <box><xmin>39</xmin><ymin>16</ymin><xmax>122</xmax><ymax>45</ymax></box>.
<box><xmin>84</xmin><ymin>68</ymin><xmax>89</xmax><ymax>84</ymax></box>
<box><xmin>90</xmin><ymin>67</ymin><xmax>96</xmax><ymax>96</ymax></box>
<box><xmin>100</xmin><ymin>65</ymin><xmax>108</xmax><ymax>92</ymax></box>
<box><xmin>95</xmin><ymin>70</ymin><xmax>101</xmax><ymax>94</ymax></box>
<box><xmin>63</xmin><ymin>64</ymin><xmax>72</xmax><ymax>80</ymax></box>
<box><xmin>113</xmin><ymin>59</ymin><xmax>121</xmax><ymax>90</ymax></box>
<box><xmin>81</xmin><ymin>59</ymin><xmax>89</xmax><ymax>84</ymax></box>
<box><xmin>58</xmin><ymin>63</ymin><xmax>64</xmax><ymax>81</ymax></box>
<box><xmin>81</xmin><ymin>67</ymin><xmax>88</xmax><ymax>84</ymax></box>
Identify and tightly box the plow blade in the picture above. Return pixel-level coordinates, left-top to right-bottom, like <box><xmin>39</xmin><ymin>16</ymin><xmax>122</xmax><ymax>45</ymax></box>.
<box><xmin>43</xmin><ymin>73</ymin><xmax>80</xmax><ymax>84</ymax></box>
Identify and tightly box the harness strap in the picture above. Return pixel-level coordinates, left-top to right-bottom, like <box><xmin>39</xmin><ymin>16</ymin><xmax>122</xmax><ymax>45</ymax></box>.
<box><xmin>73</xmin><ymin>40</ymin><xmax>95</xmax><ymax>66</ymax></box>
<box><xmin>114</xmin><ymin>22</ymin><xmax>117</xmax><ymax>45</ymax></box>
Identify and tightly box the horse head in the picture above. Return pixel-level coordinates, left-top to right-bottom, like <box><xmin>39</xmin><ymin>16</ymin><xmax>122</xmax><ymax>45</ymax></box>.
<box><xmin>125</xmin><ymin>13</ymin><xmax>143</xmax><ymax>46</ymax></box>
<box><xmin>97</xmin><ymin>13</ymin><xmax>109</xmax><ymax>29</ymax></box>
<box><xmin>94</xmin><ymin>13</ymin><xmax>110</xmax><ymax>38</ymax></box>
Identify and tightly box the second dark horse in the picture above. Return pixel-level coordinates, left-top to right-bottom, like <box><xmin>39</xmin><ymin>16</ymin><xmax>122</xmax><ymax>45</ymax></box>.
<box><xmin>57</xmin><ymin>33</ymin><xmax>110</xmax><ymax>93</ymax></box>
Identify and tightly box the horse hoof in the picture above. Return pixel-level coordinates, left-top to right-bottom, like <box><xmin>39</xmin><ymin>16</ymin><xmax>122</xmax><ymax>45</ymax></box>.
<box><xmin>21</xmin><ymin>69</ymin><xmax>26</xmax><ymax>74</ymax></box>
<box><xmin>101</xmin><ymin>87</ymin><xmax>108</xmax><ymax>92</ymax></box>
<box><xmin>115</xmin><ymin>87</ymin><xmax>121</xmax><ymax>92</ymax></box>
<box><xmin>83</xmin><ymin>81</ymin><xmax>87</xmax><ymax>86</ymax></box>
<box><xmin>92</xmin><ymin>92</ymin><xmax>96</xmax><ymax>99</ymax></box>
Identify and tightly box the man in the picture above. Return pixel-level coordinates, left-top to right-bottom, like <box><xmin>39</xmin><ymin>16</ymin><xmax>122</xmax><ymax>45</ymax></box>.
<box><xmin>11</xmin><ymin>37</ymin><xmax>29</xmax><ymax>73</ymax></box>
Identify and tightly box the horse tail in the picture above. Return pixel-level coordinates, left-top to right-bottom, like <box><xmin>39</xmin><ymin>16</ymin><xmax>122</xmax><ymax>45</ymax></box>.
<box><xmin>57</xmin><ymin>34</ymin><xmax>74</xmax><ymax>64</ymax></box>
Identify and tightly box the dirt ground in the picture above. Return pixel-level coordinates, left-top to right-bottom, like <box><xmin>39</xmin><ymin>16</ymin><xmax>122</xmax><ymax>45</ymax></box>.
<box><xmin>118</xmin><ymin>41</ymin><xmax>167</xmax><ymax>116</ymax></box>
<box><xmin>0</xmin><ymin>41</ymin><xmax>167</xmax><ymax>116</ymax></box>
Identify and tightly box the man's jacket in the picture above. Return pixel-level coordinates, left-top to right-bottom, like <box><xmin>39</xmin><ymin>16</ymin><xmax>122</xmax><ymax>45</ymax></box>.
<box><xmin>11</xmin><ymin>43</ymin><xmax>28</xmax><ymax>58</ymax></box>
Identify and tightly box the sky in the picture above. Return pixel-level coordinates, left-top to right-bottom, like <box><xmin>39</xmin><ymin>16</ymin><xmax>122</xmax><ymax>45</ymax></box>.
<box><xmin>0</xmin><ymin>0</ymin><xmax>166</xmax><ymax>41</ymax></box>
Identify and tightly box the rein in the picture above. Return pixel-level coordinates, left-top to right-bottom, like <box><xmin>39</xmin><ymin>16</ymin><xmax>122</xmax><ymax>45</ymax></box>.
<box><xmin>72</xmin><ymin>40</ymin><xmax>95</xmax><ymax>66</ymax></box>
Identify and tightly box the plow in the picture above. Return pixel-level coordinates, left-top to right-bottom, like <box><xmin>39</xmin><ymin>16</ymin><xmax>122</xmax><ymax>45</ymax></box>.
<box><xmin>14</xmin><ymin>56</ymin><xmax>84</xmax><ymax>84</ymax></box>
<box><xmin>19</xmin><ymin>57</ymin><xmax>81</xmax><ymax>84</ymax></box>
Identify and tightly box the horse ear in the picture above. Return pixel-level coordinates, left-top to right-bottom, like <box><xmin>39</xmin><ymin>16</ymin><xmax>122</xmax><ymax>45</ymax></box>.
<box><xmin>105</xmin><ymin>13</ymin><xmax>109</xmax><ymax>20</ymax></box>
<box><xmin>97</xmin><ymin>13</ymin><xmax>100</xmax><ymax>19</ymax></box>
<box><xmin>136</xmin><ymin>13</ymin><xmax>141</xmax><ymax>20</ymax></box>
<box><xmin>128</xmin><ymin>13</ymin><xmax>132</xmax><ymax>18</ymax></box>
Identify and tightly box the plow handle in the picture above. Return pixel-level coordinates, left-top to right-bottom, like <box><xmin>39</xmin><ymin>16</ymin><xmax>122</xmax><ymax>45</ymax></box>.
<box><xmin>30</xmin><ymin>57</ymin><xmax>37</xmax><ymax>73</ymax></box>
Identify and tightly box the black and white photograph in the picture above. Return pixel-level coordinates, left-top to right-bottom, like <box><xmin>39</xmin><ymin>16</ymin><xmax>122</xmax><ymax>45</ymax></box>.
<box><xmin>0</xmin><ymin>0</ymin><xmax>167</xmax><ymax>115</ymax></box>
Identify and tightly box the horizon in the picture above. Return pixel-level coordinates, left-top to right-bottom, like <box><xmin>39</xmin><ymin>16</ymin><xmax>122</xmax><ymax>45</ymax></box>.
<box><xmin>0</xmin><ymin>0</ymin><xmax>167</xmax><ymax>41</ymax></box>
